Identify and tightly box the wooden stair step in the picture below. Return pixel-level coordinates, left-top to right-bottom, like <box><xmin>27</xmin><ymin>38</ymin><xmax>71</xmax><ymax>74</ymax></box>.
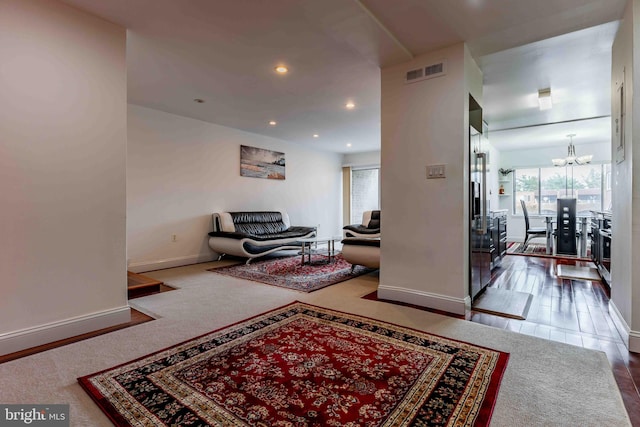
<box><xmin>127</xmin><ymin>271</ymin><xmax>164</xmax><ymax>298</ymax></box>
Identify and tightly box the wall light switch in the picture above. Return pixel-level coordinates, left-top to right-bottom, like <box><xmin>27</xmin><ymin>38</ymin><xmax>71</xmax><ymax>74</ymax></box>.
<box><xmin>427</xmin><ymin>164</ymin><xmax>446</xmax><ymax>179</ymax></box>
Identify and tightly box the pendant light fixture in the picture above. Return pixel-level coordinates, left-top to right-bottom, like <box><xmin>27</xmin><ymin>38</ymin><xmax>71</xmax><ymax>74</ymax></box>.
<box><xmin>552</xmin><ymin>134</ymin><xmax>592</xmax><ymax>166</ymax></box>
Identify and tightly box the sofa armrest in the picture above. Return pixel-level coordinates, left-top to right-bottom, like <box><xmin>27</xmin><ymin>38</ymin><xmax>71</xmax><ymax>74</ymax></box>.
<box><xmin>342</xmin><ymin>224</ymin><xmax>380</xmax><ymax>239</ymax></box>
<box><xmin>341</xmin><ymin>237</ymin><xmax>380</xmax><ymax>247</ymax></box>
<box><xmin>343</xmin><ymin>225</ymin><xmax>380</xmax><ymax>234</ymax></box>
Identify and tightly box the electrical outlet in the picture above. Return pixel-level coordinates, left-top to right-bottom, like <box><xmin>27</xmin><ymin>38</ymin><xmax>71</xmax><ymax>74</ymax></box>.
<box><xmin>171</xmin><ymin>234</ymin><xmax>177</xmax><ymax>242</ymax></box>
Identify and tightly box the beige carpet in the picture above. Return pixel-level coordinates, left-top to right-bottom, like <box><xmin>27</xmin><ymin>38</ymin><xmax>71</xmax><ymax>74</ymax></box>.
<box><xmin>473</xmin><ymin>288</ymin><xmax>533</xmax><ymax>320</ymax></box>
<box><xmin>0</xmin><ymin>261</ymin><xmax>630</xmax><ymax>426</ymax></box>
<box><xmin>557</xmin><ymin>264</ymin><xmax>602</xmax><ymax>281</ymax></box>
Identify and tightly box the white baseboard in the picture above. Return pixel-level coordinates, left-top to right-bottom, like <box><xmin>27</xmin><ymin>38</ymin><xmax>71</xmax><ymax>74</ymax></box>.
<box><xmin>628</xmin><ymin>331</ymin><xmax>640</xmax><ymax>354</ymax></box>
<box><xmin>377</xmin><ymin>285</ymin><xmax>471</xmax><ymax>317</ymax></box>
<box><xmin>128</xmin><ymin>253</ymin><xmax>216</xmax><ymax>273</ymax></box>
<box><xmin>609</xmin><ymin>301</ymin><xmax>631</xmax><ymax>350</ymax></box>
<box><xmin>0</xmin><ymin>306</ymin><xmax>131</xmax><ymax>356</ymax></box>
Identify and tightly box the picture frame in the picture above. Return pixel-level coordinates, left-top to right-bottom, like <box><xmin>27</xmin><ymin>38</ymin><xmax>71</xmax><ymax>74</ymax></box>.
<box><xmin>240</xmin><ymin>145</ymin><xmax>285</xmax><ymax>180</ymax></box>
<box><xmin>615</xmin><ymin>69</ymin><xmax>625</xmax><ymax>164</ymax></box>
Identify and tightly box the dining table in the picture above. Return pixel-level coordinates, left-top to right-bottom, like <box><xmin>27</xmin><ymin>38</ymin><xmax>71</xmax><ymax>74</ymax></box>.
<box><xmin>544</xmin><ymin>214</ymin><xmax>590</xmax><ymax>257</ymax></box>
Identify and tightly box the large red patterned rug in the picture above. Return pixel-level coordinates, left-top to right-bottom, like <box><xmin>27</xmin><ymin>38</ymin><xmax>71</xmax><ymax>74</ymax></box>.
<box><xmin>208</xmin><ymin>254</ymin><xmax>374</xmax><ymax>292</ymax></box>
<box><xmin>79</xmin><ymin>302</ymin><xmax>508</xmax><ymax>426</ymax></box>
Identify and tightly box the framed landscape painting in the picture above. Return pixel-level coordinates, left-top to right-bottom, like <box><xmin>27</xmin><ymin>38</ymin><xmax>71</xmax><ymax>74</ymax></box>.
<box><xmin>240</xmin><ymin>145</ymin><xmax>285</xmax><ymax>180</ymax></box>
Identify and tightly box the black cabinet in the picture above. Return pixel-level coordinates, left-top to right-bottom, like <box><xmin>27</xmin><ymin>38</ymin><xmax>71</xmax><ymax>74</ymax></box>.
<box><xmin>590</xmin><ymin>211</ymin><xmax>611</xmax><ymax>286</ymax></box>
<box><xmin>490</xmin><ymin>211</ymin><xmax>508</xmax><ymax>269</ymax></box>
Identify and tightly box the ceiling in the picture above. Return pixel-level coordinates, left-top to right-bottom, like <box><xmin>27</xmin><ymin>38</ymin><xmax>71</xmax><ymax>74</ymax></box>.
<box><xmin>61</xmin><ymin>0</ymin><xmax>627</xmax><ymax>153</ymax></box>
<box><xmin>484</xmin><ymin>21</ymin><xmax>619</xmax><ymax>151</ymax></box>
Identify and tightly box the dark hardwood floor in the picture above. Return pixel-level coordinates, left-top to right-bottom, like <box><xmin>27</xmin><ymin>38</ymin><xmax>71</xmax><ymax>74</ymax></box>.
<box><xmin>472</xmin><ymin>254</ymin><xmax>640</xmax><ymax>423</ymax></box>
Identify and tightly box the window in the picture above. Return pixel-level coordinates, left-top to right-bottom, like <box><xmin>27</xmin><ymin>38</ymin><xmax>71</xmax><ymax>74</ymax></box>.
<box><xmin>514</xmin><ymin>168</ymin><xmax>539</xmax><ymax>215</ymax></box>
<box><xmin>351</xmin><ymin>168</ymin><xmax>379</xmax><ymax>224</ymax></box>
<box><xmin>513</xmin><ymin>164</ymin><xmax>610</xmax><ymax>215</ymax></box>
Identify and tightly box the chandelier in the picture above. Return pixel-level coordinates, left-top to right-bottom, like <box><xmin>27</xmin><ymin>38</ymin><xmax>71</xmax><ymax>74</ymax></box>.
<box><xmin>552</xmin><ymin>134</ymin><xmax>592</xmax><ymax>166</ymax></box>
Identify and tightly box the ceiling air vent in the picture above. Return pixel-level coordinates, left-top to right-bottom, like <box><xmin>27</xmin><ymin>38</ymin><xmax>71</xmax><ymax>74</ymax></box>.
<box><xmin>406</xmin><ymin>68</ymin><xmax>424</xmax><ymax>82</ymax></box>
<box><xmin>405</xmin><ymin>60</ymin><xmax>447</xmax><ymax>84</ymax></box>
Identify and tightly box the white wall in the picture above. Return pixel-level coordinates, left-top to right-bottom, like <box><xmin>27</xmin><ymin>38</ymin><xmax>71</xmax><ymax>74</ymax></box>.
<box><xmin>498</xmin><ymin>142</ymin><xmax>611</xmax><ymax>241</ymax></box>
<box><xmin>379</xmin><ymin>43</ymin><xmax>482</xmax><ymax>315</ymax></box>
<box><xmin>127</xmin><ymin>105</ymin><xmax>342</xmax><ymax>271</ymax></box>
<box><xmin>488</xmin><ymin>140</ymin><xmax>501</xmax><ymax>212</ymax></box>
<box><xmin>0</xmin><ymin>0</ymin><xmax>128</xmax><ymax>354</ymax></box>
<box><xmin>631</xmin><ymin>0</ymin><xmax>640</xmax><ymax>340</ymax></box>
<box><xmin>343</xmin><ymin>150</ymin><xmax>381</xmax><ymax>167</ymax></box>
<box><xmin>611</xmin><ymin>0</ymin><xmax>639</xmax><ymax>350</ymax></box>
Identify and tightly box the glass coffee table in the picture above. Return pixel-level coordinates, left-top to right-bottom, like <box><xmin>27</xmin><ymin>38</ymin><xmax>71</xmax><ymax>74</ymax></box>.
<box><xmin>299</xmin><ymin>235</ymin><xmax>343</xmax><ymax>265</ymax></box>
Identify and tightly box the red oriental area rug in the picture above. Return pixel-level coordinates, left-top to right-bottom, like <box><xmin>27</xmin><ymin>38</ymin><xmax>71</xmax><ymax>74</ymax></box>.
<box><xmin>208</xmin><ymin>254</ymin><xmax>374</xmax><ymax>292</ymax></box>
<box><xmin>79</xmin><ymin>302</ymin><xmax>509</xmax><ymax>427</ymax></box>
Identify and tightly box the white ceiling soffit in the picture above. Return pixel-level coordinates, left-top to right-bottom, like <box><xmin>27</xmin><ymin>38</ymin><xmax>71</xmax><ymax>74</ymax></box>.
<box><xmin>60</xmin><ymin>0</ymin><xmax>626</xmax><ymax>153</ymax></box>
<box><xmin>489</xmin><ymin>116</ymin><xmax>611</xmax><ymax>152</ymax></box>
<box><xmin>361</xmin><ymin>0</ymin><xmax>626</xmax><ymax>58</ymax></box>
<box><xmin>481</xmin><ymin>21</ymin><xmax>618</xmax><ymax>150</ymax></box>
<box><xmin>482</xmin><ymin>21</ymin><xmax>619</xmax><ymax>130</ymax></box>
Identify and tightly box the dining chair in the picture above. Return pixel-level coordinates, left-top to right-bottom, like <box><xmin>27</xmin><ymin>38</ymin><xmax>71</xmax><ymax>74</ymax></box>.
<box><xmin>555</xmin><ymin>198</ymin><xmax>578</xmax><ymax>256</ymax></box>
<box><xmin>520</xmin><ymin>199</ymin><xmax>546</xmax><ymax>252</ymax></box>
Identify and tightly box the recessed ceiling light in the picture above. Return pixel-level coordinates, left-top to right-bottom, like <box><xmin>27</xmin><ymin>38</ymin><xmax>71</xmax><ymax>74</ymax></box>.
<box><xmin>345</xmin><ymin>102</ymin><xmax>355</xmax><ymax>109</ymax></box>
<box><xmin>194</xmin><ymin>98</ymin><xmax>205</xmax><ymax>103</ymax></box>
<box><xmin>313</xmin><ymin>134</ymin><xmax>319</xmax><ymax>138</ymax></box>
<box><xmin>269</xmin><ymin>120</ymin><xmax>277</xmax><ymax>126</ymax></box>
<box><xmin>274</xmin><ymin>65</ymin><xmax>289</xmax><ymax>74</ymax></box>
<box><xmin>346</xmin><ymin>143</ymin><xmax>352</xmax><ymax>147</ymax></box>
